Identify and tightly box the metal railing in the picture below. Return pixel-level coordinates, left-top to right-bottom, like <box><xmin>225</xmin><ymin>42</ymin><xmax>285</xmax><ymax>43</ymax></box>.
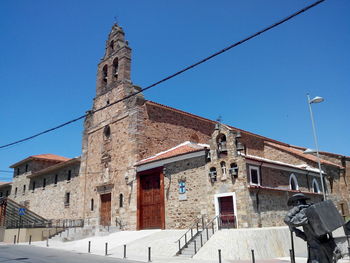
<box><xmin>217</xmin><ymin>213</ymin><xmax>237</xmax><ymax>229</ymax></box>
<box><xmin>176</xmin><ymin>213</ymin><xmax>237</xmax><ymax>256</ymax></box>
<box><xmin>175</xmin><ymin>216</ymin><xmax>205</xmax><ymax>255</ymax></box>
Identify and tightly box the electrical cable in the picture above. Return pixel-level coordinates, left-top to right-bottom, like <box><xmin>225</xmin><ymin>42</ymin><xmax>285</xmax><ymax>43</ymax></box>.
<box><xmin>0</xmin><ymin>0</ymin><xmax>325</xmax><ymax>149</ymax></box>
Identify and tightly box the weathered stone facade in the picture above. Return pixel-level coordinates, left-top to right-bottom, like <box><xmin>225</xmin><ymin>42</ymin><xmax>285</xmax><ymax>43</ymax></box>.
<box><xmin>2</xmin><ymin>24</ymin><xmax>349</xmax><ymax>232</ymax></box>
<box><xmin>6</xmin><ymin>156</ymin><xmax>81</xmax><ymax>220</ymax></box>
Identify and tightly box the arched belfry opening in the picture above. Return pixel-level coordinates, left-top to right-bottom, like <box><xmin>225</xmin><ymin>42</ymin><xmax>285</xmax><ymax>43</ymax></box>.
<box><xmin>102</xmin><ymin>65</ymin><xmax>108</xmax><ymax>85</ymax></box>
<box><xmin>113</xmin><ymin>58</ymin><xmax>119</xmax><ymax>80</ymax></box>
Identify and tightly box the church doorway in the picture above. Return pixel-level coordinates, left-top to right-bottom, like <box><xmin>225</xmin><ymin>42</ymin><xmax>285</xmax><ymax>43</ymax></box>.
<box><xmin>137</xmin><ymin>168</ymin><xmax>165</xmax><ymax>229</ymax></box>
<box><xmin>214</xmin><ymin>192</ymin><xmax>237</xmax><ymax>229</ymax></box>
<box><xmin>100</xmin><ymin>193</ymin><xmax>111</xmax><ymax>226</ymax></box>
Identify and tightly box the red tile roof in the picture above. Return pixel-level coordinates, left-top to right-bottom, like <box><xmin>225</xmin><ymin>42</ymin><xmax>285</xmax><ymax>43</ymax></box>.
<box><xmin>265</xmin><ymin>142</ymin><xmax>343</xmax><ymax>169</ymax></box>
<box><xmin>28</xmin><ymin>157</ymin><xmax>80</xmax><ymax>178</ymax></box>
<box><xmin>31</xmin><ymin>154</ymin><xmax>70</xmax><ymax>162</ymax></box>
<box><xmin>136</xmin><ymin>141</ymin><xmax>208</xmax><ymax>165</ymax></box>
<box><xmin>10</xmin><ymin>154</ymin><xmax>70</xmax><ymax>168</ymax></box>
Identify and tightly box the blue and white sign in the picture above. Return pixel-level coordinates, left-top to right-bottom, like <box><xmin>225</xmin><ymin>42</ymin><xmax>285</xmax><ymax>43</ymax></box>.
<box><xmin>18</xmin><ymin>208</ymin><xmax>26</xmax><ymax>216</ymax></box>
<box><xmin>178</xmin><ymin>181</ymin><xmax>186</xmax><ymax>194</ymax></box>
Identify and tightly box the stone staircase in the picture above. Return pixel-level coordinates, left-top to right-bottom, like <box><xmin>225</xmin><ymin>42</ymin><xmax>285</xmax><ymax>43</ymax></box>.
<box><xmin>50</xmin><ymin>225</ymin><xmax>119</xmax><ymax>242</ymax></box>
<box><xmin>176</xmin><ymin>215</ymin><xmax>226</xmax><ymax>258</ymax></box>
<box><xmin>177</xmin><ymin>228</ymin><xmax>215</xmax><ymax>258</ymax></box>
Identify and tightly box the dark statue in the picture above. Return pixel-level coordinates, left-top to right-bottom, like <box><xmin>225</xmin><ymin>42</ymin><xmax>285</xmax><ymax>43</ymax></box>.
<box><xmin>284</xmin><ymin>193</ymin><xmax>342</xmax><ymax>263</ymax></box>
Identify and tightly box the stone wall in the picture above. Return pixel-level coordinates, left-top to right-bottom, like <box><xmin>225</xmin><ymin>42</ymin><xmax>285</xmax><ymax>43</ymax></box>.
<box><xmin>10</xmin><ymin>161</ymin><xmax>81</xmax><ymax>220</ymax></box>
<box><xmin>163</xmin><ymin>156</ymin><xmax>208</xmax><ymax>229</ymax></box>
<box><xmin>139</xmin><ymin>102</ymin><xmax>214</xmax><ymax>160</ymax></box>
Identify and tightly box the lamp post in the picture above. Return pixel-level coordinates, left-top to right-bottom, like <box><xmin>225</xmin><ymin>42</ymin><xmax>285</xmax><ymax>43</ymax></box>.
<box><xmin>306</xmin><ymin>94</ymin><xmax>326</xmax><ymax>200</ymax></box>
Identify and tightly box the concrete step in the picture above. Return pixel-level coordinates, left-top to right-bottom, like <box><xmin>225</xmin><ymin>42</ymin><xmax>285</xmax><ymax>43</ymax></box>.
<box><xmin>176</xmin><ymin>229</ymin><xmax>216</xmax><ymax>258</ymax></box>
<box><xmin>50</xmin><ymin>225</ymin><xmax>120</xmax><ymax>242</ymax></box>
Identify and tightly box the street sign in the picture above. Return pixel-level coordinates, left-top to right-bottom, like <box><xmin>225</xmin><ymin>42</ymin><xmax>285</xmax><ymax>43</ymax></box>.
<box><xmin>18</xmin><ymin>208</ymin><xmax>26</xmax><ymax>216</ymax></box>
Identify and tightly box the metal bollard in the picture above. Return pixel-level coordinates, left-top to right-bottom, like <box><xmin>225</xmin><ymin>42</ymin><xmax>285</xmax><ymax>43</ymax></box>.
<box><xmin>290</xmin><ymin>230</ymin><xmax>295</xmax><ymax>263</ymax></box>
<box><xmin>123</xmin><ymin>244</ymin><xmax>127</xmax><ymax>258</ymax></box>
<box><xmin>218</xmin><ymin>249</ymin><xmax>222</xmax><ymax>263</ymax></box>
<box><xmin>251</xmin><ymin>249</ymin><xmax>255</xmax><ymax>263</ymax></box>
<box><xmin>29</xmin><ymin>235</ymin><xmax>32</xmax><ymax>245</ymax></box>
<box><xmin>46</xmin><ymin>238</ymin><xmax>49</xmax><ymax>247</ymax></box>
<box><xmin>88</xmin><ymin>241</ymin><xmax>91</xmax><ymax>253</ymax></box>
<box><xmin>105</xmin><ymin>242</ymin><xmax>108</xmax><ymax>256</ymax></box>
<box><xmin>212</xmin><ymin>222</ymin><xmax>214</xmax><ymax>234</ymax></box>
<box><xmin>13</xmin><ymin>235</ymin><xmax>16</xmax><ymax>244</ymax></box>
<box><xmin>148</xmin><ymin>247</ymin><xmax>151</xmax><ymax>262</ymax></box>
<box><xmin>289</xmin><ymin>249</ymin><xmax>295</xmax><ymax>263</ymax></box>
<box><xmin>194</xmin><ymin>240</ymin><xmax>197</xmax><ymax>254</ymax></box>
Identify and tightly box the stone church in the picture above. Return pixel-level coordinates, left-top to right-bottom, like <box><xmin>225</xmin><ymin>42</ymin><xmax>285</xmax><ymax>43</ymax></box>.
<box><xmin>1</xmin><ymin>24</ymin><xmax>349</xmax><ymax>231</ymax></box>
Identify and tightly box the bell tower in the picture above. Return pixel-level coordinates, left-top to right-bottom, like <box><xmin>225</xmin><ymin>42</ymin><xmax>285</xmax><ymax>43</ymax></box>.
<box><xmin>96</xmin><ymin>24</ymin><xmax>132</xmax><ymax>98</ymax></box>
<box><xmin>80</xmin><ymin>24</ymin><xmax>145</xmax><ymax>229</ymax></box>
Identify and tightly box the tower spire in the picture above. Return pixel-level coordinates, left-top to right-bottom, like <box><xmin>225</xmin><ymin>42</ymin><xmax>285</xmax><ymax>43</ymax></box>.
<box><xmin>96</xmin><ymin>24</ymin><xmax>131</xmax><ymax>97</ymax></box>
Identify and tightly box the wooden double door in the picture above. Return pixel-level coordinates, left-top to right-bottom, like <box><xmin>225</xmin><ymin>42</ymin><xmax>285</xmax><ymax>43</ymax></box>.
<box><xmin>138</xmin><ymin>170</ymin><xmax>165</xmax><ymax>229</ymax></box>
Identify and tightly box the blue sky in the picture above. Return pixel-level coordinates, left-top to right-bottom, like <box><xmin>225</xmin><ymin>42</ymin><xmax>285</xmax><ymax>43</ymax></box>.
<box><xmin>1</xmin><ymin>0</ymin><xmax>349</xmax><ymax>181</ymax></box>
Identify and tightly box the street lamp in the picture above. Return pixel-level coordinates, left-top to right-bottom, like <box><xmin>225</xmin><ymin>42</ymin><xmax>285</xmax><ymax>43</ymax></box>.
<box><xmin>306</xmin><ymin>94</ymin><xmax>326</xmax><ymax>200</ymax></box>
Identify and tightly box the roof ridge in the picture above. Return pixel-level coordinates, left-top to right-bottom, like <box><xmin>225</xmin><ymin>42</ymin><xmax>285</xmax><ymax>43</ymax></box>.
<box><xmin>146</xmin><ymin>100</ymin><xmax>292</xmax><ymax>147</ymax></box>
<box><xmin>265</xmin><ymin>141</ymin><xmax>343</xmax><ymax>169</ymax></box>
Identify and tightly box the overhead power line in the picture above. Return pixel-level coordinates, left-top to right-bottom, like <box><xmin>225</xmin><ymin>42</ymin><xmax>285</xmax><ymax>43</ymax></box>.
<box><xmin>0</xmin><ymin>0</ymin><xmax>325</xmax><ymax>150</ymax></box>
<box><xmin>0</xmin><ymin>170</ymin><xmax>13</xmax><ymax>173</ymax></box>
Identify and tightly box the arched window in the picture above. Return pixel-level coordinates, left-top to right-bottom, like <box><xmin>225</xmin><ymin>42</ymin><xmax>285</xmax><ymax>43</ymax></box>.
<box><xmin>312</xmin><ymin>179</ymin><xmax>320</xmax><ymax>193</ymax></box>
<box><xmin>119</xmin><ymin>194</ymin><xmax>123</xmax><ymax>208</ymax></box>
<box><xmin>209</xmin><ymin>167</ymin><xmax>217</xmax><ymax>182</ymax></box>
<box><xmin>289</xmin><ymin>174</ymin><xmax>299</xmax><ymax>191</ymax></box>
<box><xmin>220</xmin><ymin>161</ymin><xmax>227</xmax><ymax>176</ymax></box>
<box><xmin>90</xmin><ymin>198</ymin><xmax>94</xmax><ymax>211</ymax></box>
<box><xmin>113</xmin><ymin>58</ymin><xmax>118</xmax><ymax>80</ymax></box>
<box><xmin>217</xmin><ymin>134</ymin><xmax>227</xmax><ymax>153</ymax></box>
<box><xmin>102</xmin><ymin>65</ymin><xmax>108</xmax><ymax>84</ymax></box>
<box><xmin>109</xmin><ymin>40</ymin><xmax>115</xmax><ymax>52</ymax></box>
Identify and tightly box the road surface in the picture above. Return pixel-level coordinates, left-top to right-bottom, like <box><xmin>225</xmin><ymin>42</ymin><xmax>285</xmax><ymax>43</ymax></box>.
<box><xmin>0</xmin><ymin>244</ymin><xmax>142</xmax><ymax>263</ymax></box>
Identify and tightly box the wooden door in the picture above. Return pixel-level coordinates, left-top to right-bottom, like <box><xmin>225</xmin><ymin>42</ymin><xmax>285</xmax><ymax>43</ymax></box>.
<box><xmin>100</xmin><ymin>193</ymin><xmax>111</xmax><ymax>226</ymax></box>
<box><xmin>219</xmin><ymin>196</ymin><xmax>235</xmax><ymax>228</ymax></box>
<box><xmin>139</xmin><ymin>173</ymin><xmax>163</xmax><ymax>229</ymax></box>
